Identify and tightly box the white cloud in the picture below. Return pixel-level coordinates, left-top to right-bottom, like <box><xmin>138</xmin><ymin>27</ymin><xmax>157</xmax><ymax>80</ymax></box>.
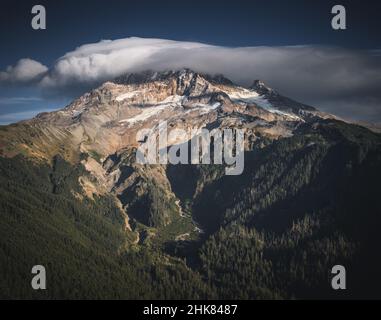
<box><xmin>2</xmin><ymin>37</ymin><xmax>381</xmax><ymax>121</ymax></box>
<box><xmin>0</xmin><ymin>58</ymin><xmax>48</xmax><ymax>83</ymax></box>
<box><xmin>38</xmin><ymin>38</ymin><xmax>381</xmax><ymax>95</ymax></box>
<box><xmin>40</xmin><ymin>38</ymin><xmax>207</xmax><ymax>86</ymax></box>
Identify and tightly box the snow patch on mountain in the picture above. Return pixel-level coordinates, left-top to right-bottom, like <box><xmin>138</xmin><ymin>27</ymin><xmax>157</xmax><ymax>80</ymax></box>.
<box><xmin>227</xmin><ymin>88</ymin><xmax>301</xmax><ymax>120</ymax></box>
<box><xmin>119</xmin><ymin>104</ymin><xmax>171</xmax><ymax>125</ymax></box>
<box><xmin>118</xmin><ymin>95</ymin><xmax>185</xmax><ymax>126</ymax></box>
<box><xmin>228</xmin><ymin>89</ymin><xmax>272</xmax><ymax>108</ymax></box>
<box><xmin>115</xmin><ymin>91</ymin><xmax>141</xmax><ymax>101</ymax></box>
<box><xmin>186</xmin><ymin>102</ymin><xmax>221</xmax><ymax>115</ymax></box>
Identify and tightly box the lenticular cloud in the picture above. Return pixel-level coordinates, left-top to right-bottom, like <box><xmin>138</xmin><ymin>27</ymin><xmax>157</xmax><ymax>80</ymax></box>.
<box><xmin>40</xmin><ymin>37</ymin><xmax>210</xmax><ymax>87</ymax></box>
<box><xmin>2</xmin><ymin>37</ymin><xmax>381</xmax><ymax>121</ymax></box>
<box><xmin>3</xmin><ymin>37</ymin><xmax>381</xmax><ymax>98</ymax></box>
<box><xmin>39</xmin><ymin>38</ymin><xmax>381</xmax><ymax>103</ymax></box>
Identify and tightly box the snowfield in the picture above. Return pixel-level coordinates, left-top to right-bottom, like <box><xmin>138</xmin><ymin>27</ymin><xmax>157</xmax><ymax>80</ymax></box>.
<box><xmin>115</xmin><ymin>91</ymin><xmax>141</xmax><ymax>101</ymax></box>
<box><xmin>118</xmin><ymin>95</ymin><xmax>184</xmax><ymax>125</ymax></box>
<box><xmin>227</xmin><ymin>88</ymin><xmax>301</xmax><ymax>120</ymax></box>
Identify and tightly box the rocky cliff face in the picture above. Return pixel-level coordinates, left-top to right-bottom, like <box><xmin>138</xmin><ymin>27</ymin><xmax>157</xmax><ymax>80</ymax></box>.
<box><xmin>0</xmin><ymin>69</ymin><xmax>343</xmax><ymax>231</ymax></box>
<box><xmin>0</xmin><ymin>69</ymin><xmax>327</xmax><ymax>158</ymax></box>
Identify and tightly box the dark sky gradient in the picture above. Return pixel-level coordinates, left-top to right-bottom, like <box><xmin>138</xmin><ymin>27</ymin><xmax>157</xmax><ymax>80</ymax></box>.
<box><xmin>1</xmin><ymin>0</ymin><xmax>380</xmax><ymax>67</ymax></box>
<box><xmin>0</xmin><ymin>0</ymin><xmax>380</xmax><ymax>124</ymax></box>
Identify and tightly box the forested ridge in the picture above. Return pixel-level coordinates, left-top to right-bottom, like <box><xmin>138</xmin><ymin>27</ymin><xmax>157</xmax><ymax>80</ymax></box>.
<box><xmin>1</xmin><ymin>119</ymin><xmax>381</xmax><ymax>299</ymax></box>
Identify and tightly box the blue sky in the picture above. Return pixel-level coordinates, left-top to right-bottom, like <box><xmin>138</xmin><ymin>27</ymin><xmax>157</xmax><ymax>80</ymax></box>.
<box><xmin>0</xmin><ymin>0</ymin><xmax>380</xmax><ymax>124</ymax></box>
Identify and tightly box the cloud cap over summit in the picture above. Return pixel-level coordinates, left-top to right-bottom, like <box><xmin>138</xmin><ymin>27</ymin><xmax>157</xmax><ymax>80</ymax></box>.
<box><xmin>1</xmin><ymin>37</ymin><xmax>381</xmax><ymax>122</ymax></box>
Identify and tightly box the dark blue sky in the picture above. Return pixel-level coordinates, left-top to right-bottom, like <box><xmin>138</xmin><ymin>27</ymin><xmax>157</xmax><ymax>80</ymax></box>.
<box><xmin>1</xmin><ymin>0</ymin><xmax>380</xmax><ymax>68</ymax></box>
<box><xmin>0</xmin><ymin>0</ymin><xmax>380</xmax><ymax>124</ymax></box>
